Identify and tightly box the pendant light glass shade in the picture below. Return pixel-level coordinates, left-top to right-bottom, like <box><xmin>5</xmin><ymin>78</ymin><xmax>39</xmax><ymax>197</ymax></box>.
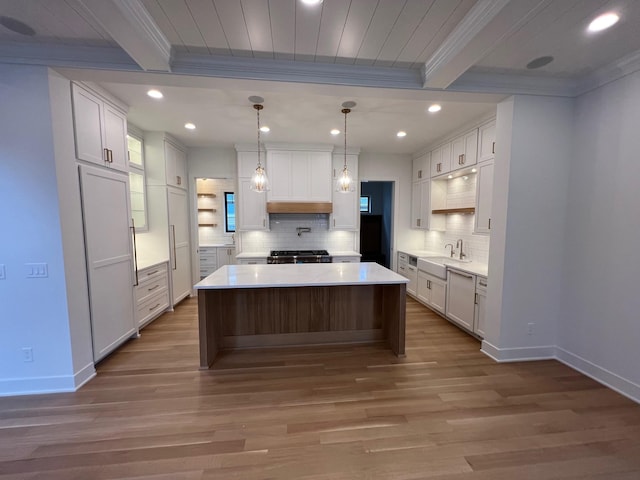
<box><xmin>335</xmin><ymin>103</ymin><xmax>356</xmax><ymax>193</ymax></box>
<box><xmin>249</xmin><ymin>100</ymin><xmax>270</xmax><ymax>192</ymax></box>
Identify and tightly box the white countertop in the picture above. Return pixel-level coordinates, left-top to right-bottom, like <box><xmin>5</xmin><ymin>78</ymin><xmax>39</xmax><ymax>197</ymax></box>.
<box><xmin>235</xmin><ymin>251</ymin><xmax>270</xmax><ymax>259</ymax></box>
<box><xmin>136</xmin><ymin>257</ymin><xmax>170</xmax><ymax>271</ymax></box>
<box><xmin>329</xmin><ymin>251</ymin><xmax>362</xmax><ymax>257</ymax></box>
<box><xmin>195</xmin><ymin>262</ymin><xmax>408</xmax><ymax>289</ymax></box>
<box><xmin>398</xmin><ymin>249</ymin><xmax>488</xmax><ymax>278</ymax></box>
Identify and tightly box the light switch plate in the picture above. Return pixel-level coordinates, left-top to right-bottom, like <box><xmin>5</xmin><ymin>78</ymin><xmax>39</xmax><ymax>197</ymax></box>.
<box><xmin>26</xmin><ymin>263</ymin><xmax>48</xmax><ymax>278</ymax></box>
<box><xmin>0</xmin><ymin>264</ymin><xmax>5</xmax><ymax>280</ymax></box>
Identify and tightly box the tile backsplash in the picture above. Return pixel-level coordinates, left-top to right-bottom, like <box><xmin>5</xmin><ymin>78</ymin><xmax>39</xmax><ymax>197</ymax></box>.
<box><xmin>424</xmin><ymin>174</ymin><xmax>490</xmax><ymax>264</ymax></box>
<box><xmin>240</xmin><ymin>214</ymin><xmax>356</xmax><ymax>252</ymax></box>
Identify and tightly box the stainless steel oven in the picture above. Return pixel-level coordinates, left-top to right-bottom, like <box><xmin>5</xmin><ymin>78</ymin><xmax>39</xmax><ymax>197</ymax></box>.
<box><xmin>267</xmin><ymin>250</ymin><xmax>332</xmax><ymax>264</ymax></box>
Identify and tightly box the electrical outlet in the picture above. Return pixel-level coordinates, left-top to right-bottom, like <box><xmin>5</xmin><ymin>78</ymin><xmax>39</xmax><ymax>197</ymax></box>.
<box><xmin>527</xmin><ymin>323</ymin><xmax>534</xmax><ymax>335</ymax></box>
<box><xmin>22</xmin><ymin>347</ymin><xmax>33</xmax><ymax>362</ymax></box>
<box><xmin>0</xmin><ymin>264</ymin><xmax>5</xmax><ymax>280</ymax></box>
<box><xmin>26</xmin><ymin>263</ymin><xmax>48</xmax><ymax>278</ymax></box>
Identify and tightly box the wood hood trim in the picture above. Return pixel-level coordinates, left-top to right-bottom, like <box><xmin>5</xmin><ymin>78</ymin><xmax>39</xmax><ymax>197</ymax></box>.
<box><xmin>267</xmin><ymin>202</ymin><xmax>333</xmax><ymax>214</ymax></box>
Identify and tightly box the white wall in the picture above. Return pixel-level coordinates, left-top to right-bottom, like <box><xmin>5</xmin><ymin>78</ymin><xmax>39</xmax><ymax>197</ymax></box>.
<box><xmin>558</xmin><ymin>70</ymin><xmax>640</xmax><ymax>397</ymax></box>
<box><xmin>0</xmin><ymin>65</ymin><xmax>91</xmax><ymax>395</ymax></box>
<box><xmin>483</xmin><ymin>95</ymin><xmax>574</xmax><ymax>360</ymax></box>
<box><xmin>359</xmin><ymin>152</ymin><xmax>423</xmax><ymax>268</ymax></box>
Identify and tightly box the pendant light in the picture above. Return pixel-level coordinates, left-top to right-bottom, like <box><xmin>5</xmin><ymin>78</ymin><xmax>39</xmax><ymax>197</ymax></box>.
<box><xmin>248</xmin><ymin>96</ymin><xmax>269</xmax><ymax>192</ymax></box>
<box><xmin>336</xmin><ymin>101</ymin><xmax>356</xmax><ymax>193</ymax></box>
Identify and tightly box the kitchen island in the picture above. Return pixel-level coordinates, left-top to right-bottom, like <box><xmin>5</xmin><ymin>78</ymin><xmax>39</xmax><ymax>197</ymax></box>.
<box><xmin>195</xmin><ymin>262</ymin><xmax>408</xmax><ymax>368</ymax></box>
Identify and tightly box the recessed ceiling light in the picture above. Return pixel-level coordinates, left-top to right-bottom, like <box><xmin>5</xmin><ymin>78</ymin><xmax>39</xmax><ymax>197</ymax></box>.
<box><xmin>588</xmin><ymin>12</ymin><xmax>619</xmax><ymax>32</ymax></box>
<box><xmin>300</xmin><ymin>0</ymin><xmax>322</xmax><ymax>5</ymax></box>
<box><xmin>471</xmin><ymin>168</ymin><xmax>477</xmax><ymax>173</ymax></box>
<box><xmin>397</xmin><ymin>131</ymin><xmax>407</xmax><ymax>138</ymax></box>
<box><xmin>330</xmin><ymin>129</ymin><xmax>340</xmax><ymax>135</ymax></box>
<box><xmin>260</xmin><ymin>126</ymin><xmax>270</xmax><ymax>133</ymax></box>
<box><xmin>448</xmin><ymin>175</ymin><xmax>453</xmax><ymax>179</ymax></box>
<box><xmin>147</xmin><ymin>89</ymin><xmax>163</xmax><ymax>99</ymax></box>
<box><xmin>185</xmin><ymin>123</ymin><xmax>196</xmax><ymax>130</ymax></box>
<box><xmin>428</xmin><ymin>104</ymin><xmax>442</xmax><ymax>113</ymax></box>
<box><xmin>526</xmin><ymin>56</ymin><xmax>554</xmax><ymax>69</ymax></box>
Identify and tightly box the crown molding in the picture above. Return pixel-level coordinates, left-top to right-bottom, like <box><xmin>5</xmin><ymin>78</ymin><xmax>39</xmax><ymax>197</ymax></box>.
<box><xmin>172</xmin><ymin>53</ymin><xmax>423</xmax><ymax>90</ymax></box>
<box><xmin>0</xmin><ymin>43</ymin><xmax>139</xmax><ymax>71</ymax></box>
<box><xmin>574</xmin><ymin>49</ymin><xmax>640</xmax><ymax>96</ymax></box>
<box><xmin>264</xmin><ymin>143</ymin><xmax>334</xmax><ymax>152</ymax></box>
<box><xmin>450</xmin><ymin>69</ymin><xmax>577</xmax><ymax>97</ymax></box>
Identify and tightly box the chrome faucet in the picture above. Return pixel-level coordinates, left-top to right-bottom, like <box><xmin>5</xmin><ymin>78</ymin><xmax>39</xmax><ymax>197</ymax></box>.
<box><xmin>445</xmin><ymin>243</ymin><xmax>455</xmax><ymax>258</ymax></box>
<box><xmin>456</xmin><ymin>239</ymin><xmax>466</xmax><ymax>260</ymax></box>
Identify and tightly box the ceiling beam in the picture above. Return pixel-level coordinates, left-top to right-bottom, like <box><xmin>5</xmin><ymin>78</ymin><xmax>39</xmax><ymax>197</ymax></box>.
<box><xmin>421</xmin><ymin>0</ymin><xmax>550</xmax><ymax>89</ymax></box>
<box><xmin>75</xmin><ymin>0</ymin><xmax>171</xmax><ymax>72</ymax></box>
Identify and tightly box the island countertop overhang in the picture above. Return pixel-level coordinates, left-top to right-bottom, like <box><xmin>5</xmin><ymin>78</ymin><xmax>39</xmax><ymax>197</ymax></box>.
<box><xmin>195</xmin><ymin>262</ymin><xmax>409</xmax><ymax>289</ymax></box>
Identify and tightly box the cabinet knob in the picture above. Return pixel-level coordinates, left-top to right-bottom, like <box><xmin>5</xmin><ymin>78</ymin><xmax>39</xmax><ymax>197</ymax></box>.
<box><xmin>177</xmin><ymin>175</ymin><xmax>182</xmax><ymax>185</ymax></box>
<box><xmin>492</xmin><ymin>142</ymin><xmax>496</xmax><ymax>154</ymax></box>
<box><xmin>418</xmin><ymin>169</ymin><xmax>422</xmax><ymax>179</ymax></box>
<box><xmin>488</xmin><ymin>218</ymin><xmax>491</xmax><ymax>229</ymax></box>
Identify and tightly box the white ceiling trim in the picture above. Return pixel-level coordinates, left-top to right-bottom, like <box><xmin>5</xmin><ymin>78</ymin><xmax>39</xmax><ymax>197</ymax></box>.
<box><xmin>75</xmin><ymin>0</ymin><xmax>171</xmax><ymax>72</ymax></box>
<box><xmin>421</xmin><ymin>0</ymin><xmax>513</xmax><ymax>89</ymax></box>
<box><xmin>0</xmin><ymin>43</ymin><xmax>139</xmax><ymax>70</ymax></box>
<box><xmin>171</xmin><ymin>53</ymin><xmax>424</xmax><ymax>90</ymax></box>
<box><xmin>450</xmin><ymin>70</ymin><xmax>577</xmax><ymax>97</ymax></box>
<box><xmin>574</xmin><ymin>49</ymin><xmax>640</xmax><ymax>97</ymax></box>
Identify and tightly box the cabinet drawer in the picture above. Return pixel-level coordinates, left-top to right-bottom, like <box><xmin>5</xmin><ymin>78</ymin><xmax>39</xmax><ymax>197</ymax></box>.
<box><xmin>136</xmin><ymin>274</ymin><xmax>168</xmax><ymax>305</ymax></box>
<box><xmin>137</xmin><ymin>289</ymin><xmax>170</xmax><ymax>327</ymax></box>
<box><xmin>476</xmin><ymin>276</ymin><xmax>488</xmax><ymax>291</ymax></box>
<box><xmin>138</xmin><ymin>265</ymin><xmax>167</xmax><ymax>285</ymax></box>
<box><xmin>237</xmin><ymin>258</ymin><xmax>267</xmax><ymax>265</ymax></box>
<box><xmin>398</xmin><ymin>252</ymin><xmax>408</xmax><ymax>263</ymax></box>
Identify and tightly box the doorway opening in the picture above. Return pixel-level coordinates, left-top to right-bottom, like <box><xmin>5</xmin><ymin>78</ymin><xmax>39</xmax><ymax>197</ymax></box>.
<box><xmin>359</xmin><ymin>181</ymin><xmax>393</xmax><ymax>268</ymax></box>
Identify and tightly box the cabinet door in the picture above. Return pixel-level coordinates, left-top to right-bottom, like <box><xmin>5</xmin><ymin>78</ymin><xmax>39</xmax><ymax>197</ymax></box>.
<box><xmin>168</xmin><ymin>188</ymin><xmax>191</xmax><ymax>304</ymax></box>
<box><xmin>267</xmin><ymin>151</ymin><xmax>293</xmax><ymax>200</ymax></box>
<box><xmin>165</xmin><ymin>142</ymin><xmax>186</xmax><ymax>188</ymax></box>
<box><xmin>475</xmin><ymin>161</ymin><xmax>494</xmax><ymax>234</ymax></box>
<box><xmin>474</xmin><ymin>290</ymin><xmax>487</xmax><ymax>338</ymax></box>
<box><xmin>309</xmin><ymin>152</ymin><xmax>332</xmax><ymax>201</ymax></box>
<box><xmin>430</xmin><ymin>277</ymin><xmax>447</xmax><ymax>314</ymax></box>
<box><xmin>406</xmin><ymin>265</ymin><xmax>418</xmax><ymax>296</ymax></box>
<box><xmin>431</xmin><ymin>143</ymin><xmax>451</xmax><ymax>176</ymax></box>
<box><xmin>72</xmin><ymin>86</ymin><xmax>105</xmax><ymax>166</ymax></box>
<box><xmin>79</xmin><ymin>165</ymin><xmax>136</xmax><ymax>361</ymax></box>
<box><xmin>397</xmin><ymin>260</ymin><xmax>408</xmax><ymax>279</ymax></box>
<box><xmin>103</xmin><ymin>104</ymin><xmax>128</xmax><ymax>173</ymax></box>
<box><xmin>217</xmin><ymin>247</ymin><xmax>235</xmax><ymax>267</ymax></box>
<box><xmin>451</xmin><ymin>130</ymin><xmax>478</xmax><ymax>170</ymax></box>
<box><xmin>411</xmin><ymin>182</ymin><xmax>422</xmax><ymax>229</ymax></box>
<box><xmin>331</xmin><ymin>154</ymin><xmax>358</xmax><ymax>230</ymax></box>
<box><xmin>417</xmin><ymin>270</ymin><xmax>430</xmax><ymax>304</ymax></box>
<box><xmin>237</xmin><ymin>178</ymin><xmax>268</xmax><ymax>230</ymax></box>
<box><xmin>446</xmin><ymin>269</ymin><xmax>475</xmax><ymax>331</ymax></box>
<box><xmin>412</xmin><ymin>153</ymin><xmax>429</xmax><ymax>182</ymax></box>
<box><xmin>478</xmin><ymin>121</ymin><xmax>496</xmax><ymax>163</ymax></box>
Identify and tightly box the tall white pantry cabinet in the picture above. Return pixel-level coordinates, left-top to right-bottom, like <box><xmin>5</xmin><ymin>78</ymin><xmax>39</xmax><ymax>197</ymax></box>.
<box><xmin>72</xmin><ymin>83</ymin><xmax>137</xmax><ymax>362</ymax></box>
<box><xmin>145</xmin><ymin>132</ymin><xmax>193</xmax><ymax>306</ymax></box>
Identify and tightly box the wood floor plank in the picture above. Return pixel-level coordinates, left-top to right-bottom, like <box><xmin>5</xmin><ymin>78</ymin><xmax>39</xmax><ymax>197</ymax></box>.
<box><xmin>1</xmin><ymin>296</ymin><xmax>640</xmax><ymax>479</ymax></box>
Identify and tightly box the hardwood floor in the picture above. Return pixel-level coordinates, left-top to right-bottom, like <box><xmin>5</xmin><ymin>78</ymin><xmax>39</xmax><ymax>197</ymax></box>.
<box><xmin>2</xmin><ymin>296</ymin><xmax>640</xmax><ymax>479</ymax></box>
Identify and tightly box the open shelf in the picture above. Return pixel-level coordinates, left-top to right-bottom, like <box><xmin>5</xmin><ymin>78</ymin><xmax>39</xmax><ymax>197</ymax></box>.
<box><xmin>198</xmin><ymin>208</ymin><xmax>217</xmax><ymax>212</ymax></box>
<box><xmin>432</xmin><ymin>207</ymin><xmax>475</xmax><ymax>215</ymax></box>
<box><xmin>198</xmin><ymin>223</ymin><xmax>218</xmax><ymax>227</ymax></box>
<box><xmin>198</xmin><ymin>193</ymin><xmax>216</xmax><ymax>198</ymax></box>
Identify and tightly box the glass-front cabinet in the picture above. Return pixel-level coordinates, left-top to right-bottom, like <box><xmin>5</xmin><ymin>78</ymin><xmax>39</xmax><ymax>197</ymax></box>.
<box><xmin>127</xmin><ymin>129</ymin><xmax>148</xmax><ymax>231</ymax></box>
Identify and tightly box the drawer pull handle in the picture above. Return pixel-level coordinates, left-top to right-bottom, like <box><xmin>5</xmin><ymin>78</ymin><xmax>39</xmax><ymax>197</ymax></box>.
<box><xmin>148</xmin><ymin>284</ymin><xmax>160</xmax><ymax>292</ymax></box>
<box><xmin>148</xmin><ymin>303</ymin><xmax>161</xmax><ymax>312</ymax></box>
<box><xmin>146</xmin><ymin>270</ymin><xmax>159</xmax><ymax>276</ymax></box>
<box><xmin>451</xmin><ymin>270</ymin><xmax>473</xmax><ymax>279</ymax></box>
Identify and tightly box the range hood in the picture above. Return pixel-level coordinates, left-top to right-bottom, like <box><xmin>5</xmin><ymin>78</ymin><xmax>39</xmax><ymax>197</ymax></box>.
<box><xmin>267</xmin><ymin>202</ymin><xmax>333</xmax><ymax>214</ymax></box>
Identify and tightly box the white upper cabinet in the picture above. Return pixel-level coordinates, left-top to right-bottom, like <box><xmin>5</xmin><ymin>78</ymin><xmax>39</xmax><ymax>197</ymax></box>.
<box><xmin>331</xmin><ymin>153</ymin><xmax>359</xmax><ymax>230</ymax></box>
<box><xmin>410</xmin><ymin>179</ymin><xmax>430</xmax><ymax>230</ymax></box>
<box><xmin>412</xmin><ymin>153</ymin><xmax>430</xmax><ymax>182</ymax></box>
<box><xmin>451</xmin><ymin>129</ymin><xmax>478</xmax><ymax>170</ymax></box>
<box><xmin>430</xmin><ymin>142</ymin><xmax>451</xmax><ymax>177</ymax></box>
<box><xmin>474</xmin><ymin>161</ymin><xmax>494</xmax><ymax>234</ymax></box>
<box><xmin>164</xmin><ymin>141</ymin><xmax>187</xmax><ymax>189</ymax></box>
<box><xmin>72</xmin><ymin>83</ymin><xmax>128</xmax><ymax>173</ymax></box>
<box><xmin>266</xmin><ymin>149</ymin><xmax>332</xmax><ymax>202</ymax></box>
<box><xmin>235</xmin><ymin>149</ymin><xmax>268</xmax><ymax>231</ymax></box>
<box><xmin>478</xmin><ymin>120</ymin><xmax>496</xmax><ymax>163</ymax></box>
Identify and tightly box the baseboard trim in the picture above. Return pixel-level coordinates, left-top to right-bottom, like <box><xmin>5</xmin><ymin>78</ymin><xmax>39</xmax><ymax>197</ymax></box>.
<box><xmin>0</xmin><ymin>363</ymin><xmax>96</xmax><ymax>397</ymax></box>
<box><xmin>480</xmin><ymin>340</ymin><xmax>556</xmax><ymax>362</ymax></box>
<box><xmin>555</xmin><ymin>347</ymin><xmax>640</xmax><ymax>404</ymax></box>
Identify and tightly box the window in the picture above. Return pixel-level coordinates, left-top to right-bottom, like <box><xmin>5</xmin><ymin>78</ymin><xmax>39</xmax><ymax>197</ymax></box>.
<box><xmin>360</xmin><ymin>195</ymin><xmax>371</xmax><ymax>213</ymax></box>
<box><xmin>224</xmin><ymin>192</ymin><xmax>236</xmax><ymax>232</ymax></box>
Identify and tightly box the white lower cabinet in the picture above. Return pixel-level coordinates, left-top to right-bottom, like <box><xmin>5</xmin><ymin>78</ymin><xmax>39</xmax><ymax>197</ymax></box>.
<box><xmin>237</xmin><ymin>258</ymin><xmax>267</xmax><ymax>265</ymax></box>
<box><xmin>167</xmin><ymin>187</ymin><xmax>192</xmax><ymax>305</ymax></box>
<box><xmin>397</xmin><ymin>252</ymin><xmax>417</xmax><ymax>296</ymax></box>
<box><xmin>199</xmin><ymin>247</ymin><xmax>218</xmax><ymax>279</ymax></box>
<box><xmin>135</xmin><ymin>263</ymin><xmax>170</xmax><ymax>328</ymax></box>
<box><xmin>332</xmin><ymin>256</ymin><xmax>360</xmax><ymax>263</ymax></box>
<box><xmin>417</xmin><ymin>270</ymin><xmax>446</xmax><ymax>315</ymax></box>
<box><xmin>217</xmin><ymin>247</ymin><xmax>236</xmax><ymax>267</ymax></box>
<box><xmin>474</xmin><ymin>276</ymin><xmax>488</xmax><ymax>338</ymax></box>
<box><xmin>446</xmin><ymin>268</ymin><xmax>476</xmax><ymax>332</ymax></box>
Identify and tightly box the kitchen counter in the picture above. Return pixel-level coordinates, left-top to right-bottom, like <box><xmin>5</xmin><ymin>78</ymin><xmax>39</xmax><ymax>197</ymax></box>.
<box><xmin>196</xmin><ymin>262</ymin><xmax>407</xmax><ymax>368</ymax></box>
<box><xmin>235</xmin><ymin>251</ymin><xmax>269</xmax><ymax>259</ymax></box>
<box><xmin>398</xmin><ymin>249</ymin><xmax>488</xmax><ymax>278</ymax></box>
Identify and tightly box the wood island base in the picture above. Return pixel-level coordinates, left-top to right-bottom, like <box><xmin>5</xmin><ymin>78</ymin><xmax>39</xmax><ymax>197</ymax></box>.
<box><xmin>198</xmin><ymin>283</ymin><xmax>406</xmax><ymax>368</ymax></box>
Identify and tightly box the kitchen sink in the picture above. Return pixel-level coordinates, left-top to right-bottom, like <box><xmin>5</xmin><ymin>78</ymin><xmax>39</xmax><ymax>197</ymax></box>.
<box><xmin>417</xmin><ymin>256</ymin><xmax>471</xmax><ymax>279</ymax></box>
